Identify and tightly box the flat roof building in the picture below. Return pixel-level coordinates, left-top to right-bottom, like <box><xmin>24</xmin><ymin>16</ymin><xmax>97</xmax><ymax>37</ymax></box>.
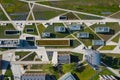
<box><xmin>42</xmin><ymin>32</ymin><xmax>51</xmax><ymax>38</ymax></box>
<box><xmin>99</xmin><ymin>75</ymin><xmax>117</xmax><ymax>80</ymax></box>
<box><xmin>77</xmin><ymin>32</ymin><xmax>89</xmax><ymax>38</ymax></box>
<box><xmin>59</xmin><ymin>72</ymin><xmax>76</xmax><ymax>80</ymax></box>
<box><xmin>92</xmin><ymin>40</ymin><xmax>105</xmax><ymax>46</ymax></box>
<box><xmin>54</xmin><ymin>26</ymin><xmax>66</xmax><ymax>32</ymax></box>
<box><xmin>58</xmin><ymin>52</ymin><xmax>71</xmax><ymax>64</ymax></box>
<box><xmin>95</xmin><ymin>27</ymin><xmax>110</xmax><ymax>33</ymax></box>
<box><xmin>69</xmin><ymin>24</ymin><xmax>82</xmax><ymax>31</ymax></box>
<box><xmin>21</xmin><ymin>73</ymin><xmax>51</xmax><ymax>80</ymax></box>
<box><xmin>0</xmin><ymin>39</ymin><xmax>19</xmax><ymax>48</ymax></box>
<box><xmin>85</xmin><ymin>49</ymin><xmax>101</xmax><ymax>70</ymax></box>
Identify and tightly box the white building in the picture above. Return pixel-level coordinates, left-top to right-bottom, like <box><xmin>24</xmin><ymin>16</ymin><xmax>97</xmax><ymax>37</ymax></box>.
<box><xmin>99</xmin><ymin>75</ymin><xmax>117</xmax><ymax>80</ymax></box>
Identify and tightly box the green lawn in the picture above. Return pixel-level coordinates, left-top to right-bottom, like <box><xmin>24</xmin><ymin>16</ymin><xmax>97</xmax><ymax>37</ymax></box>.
<box><xmin>110</xmin><ymin>11</ymin><xmax>120</xmax><ymax>19</ymax></box>
<box><xmin>71</xmin><ymin>52</ymin><xmax>83</xmax><ymax>61</ymax></box>
<box><xmin>100</xmin><ymin>45</ymin><xmax>116</xmax><ymax>50</ymax></box>
<box><xmin>1</xmin><ymin>0</ymin><xmax>29</xmax><ymax>20</ymax></box>
<box><xmin>0</xmin><ymin>24</ymin><xmax>20</xmax><ymax>38</ymax></box>
<box><xmin>90</xmin><ymin>67</ymin><xmax>115</xmax><ymax>80</ymax></box>
<box><xmin>62</xmin><ymin>12</ymin><xmax>79</xmax><ymax>20</ymax></box>
<box><xmin>101</xmin><ymin>53</ymin><xmax>120</xmax><ymax>69</ymax></box>
<box><xmin>111</xmin><ymin>34</ymin><xmax>120</xmax><ymax>43</ymax></box>
<box><xmin>23</xmin><ymin>23</ymin><xmax>38</xmax><ymax>35</ymax></box>
<box><xmin>37</xmin><ymin>24</ymin><xmax>46</xmax><ymax>34</ymax></box>
<box><xmin>33</xmin><ymin>5</ymin><xmax>65</xmax><ymax>20</ymax></box>
<box><xmin>0</xmin><ymin>8</ymin><xmax>8</xmax><ymax>20</ymax></box>
<box><xmin>22</xmin><ymin>52</ymin><xmax>36</xmax><ymax>61</ymax></box>
<box><xmin>38</xmin><ymin>0</ymin><xmax>120</xmax><ymax>16</ymax></box>
<box><xmin>73</xmin><ymin>27</ymin><xmax>101</xmax><ymax>47</ymax></box>
<box><xmin>77</xmin><ymin>13</ymin><xmax>103</xmax><ymax>20</ymax></box>
<box><xmin>90</xmin><ymin>22</ymin><xmax>120</xmax><ymax>41</ymax></box>
<box><xmin>44</xmin><ymin>23</ymin><xmax>70</xmax><ymax>38</ymax></box>
<box><xmin>15</xmin><ymin>51</ymin><xmax>30</xmax><ymax>60</ymax></box>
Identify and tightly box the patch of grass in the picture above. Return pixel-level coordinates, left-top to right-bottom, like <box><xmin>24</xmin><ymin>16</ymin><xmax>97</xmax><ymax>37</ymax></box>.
<box><xmin>71</xmin><ymin>52</ymin><xmax>83</xmax><ymax>61</ymax></box>
<box><xmin>15</xmin><ymin>51</ymin><xmax>30</xmax><ymax>60</ymax></box>
<box><xmin>101</xmin><ymin>53</ymin><xmax>120</xmax><ymax>69</ymax></box>
<box><xmin>33</xmin><ymin>5</ymin><xmax>65</xmax><ymax>20</ymax></box>
<box><xmin>90</xmin><ymin>66</ymin><xmax>115</xmax><ymax>80</ymax></box>
<box><xmin>28</xmin><ymin>14</ymin><xmax>33</xmax><ymax>20</ymax></box>
<box><xmin>72</xmin><ymin>65</ymin><xmax>96</xmax><ymax>80</ymax></box>
<box><xmin>111</xmin><ymin>34</ymin><xmax>120</xmax><ymax>43</ymax></box>
<box><xmin>74</xmin><ymin>27</ymin><xmax>100</xmax><ymax>47</ymax></box>
<box><xmin>77</xmin><ymin>13</ymin><xmax>103</xmax><ymax>20</ymax></box>
<box><xmin>110</xmin><ymin>11</ymin><xmax>120</xmax><ymax>19</ymax></box>
<box><xmin>22</xmin><ymin>52</ymin><xmax>36</xmax><ymax>61</ymax></box>
<box><xmin>37</xmin><ymin>24</ymin><xmax>46</xmax><ymax>34</ymax></box>
<box><xmin>44</xmin><ymin>23</ymin><xmax>70</xmax><ymax>38</ymax></box>
<box><xmin>62</xmin><ymin>12</ymin><xmax>79</xmax><ymax>20</ymax></box>
<box><xmin>0</xmin><ymin>8</ymin><xmax>8</xmax><ymax>20</ymax></box>
<box><xmin>23</xmin><ymin>23</ymin><xmax>38</xmax><ymax>35</ymax></box>
<box><xmin>38</xmin><ymin>0</ymin><xmax>120</xmax><ymax>16</ymax></box>
<box><xmin>100</xmin><ymin>45</ymin><xmax>116</xmax><ymax>50</ymax></box>
<box><xmin>0</xmin><ymin>24</ymin><xmax>19</xmax><ymax>38</ymax></box>
<box><xmin>1</xmin><ymin>0</ymin><xmax>29</xmax><ymax>20</ymax></box>
<box><xmin>90</xmin><ymin>22</ymin><xmax>120</xmax><ymax>41</ymax></box>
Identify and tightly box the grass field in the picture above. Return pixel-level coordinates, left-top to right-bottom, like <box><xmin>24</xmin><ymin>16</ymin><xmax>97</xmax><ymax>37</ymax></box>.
<box><xmin>22</xmin><ymin>52</ymin><xmax>36</xmax><ymax>61</ymax></box>
<box><xmin>1</xmin><ymin>0</ymin><xmax>29</xmax><ymax>20</ymax></box>
<box><xmin>90</xmin><ymin>22</ymin><xmax>120</xmax><ymax>41</ymax></box>
<box><xmin>110</xmin><ymin>11</ymin><xmax>120</xmax><ymax>19</ymax></box>
<box><xmin>33</xmin><ymin>5</ymin><xmax>65</xmax><ymax>20</ymax></box>
<box><xmin>100</xmin><ymin>45</ymin><xmax>116</xmax><ymax>50</ymax></box>
<box><xmin>23</xmin><ymin>23</ymin><xmax>38</xmax><ymax>35</ymax></box>
<box><xmin>39</xmin><ymin>0</ymin><xmax>120</xmax><ymax>16</ymax></box>
<box><xmin>0</xmin><ymin>8</ymin><xmax>8</xmax><ymax>20</ymax></box>
<box><xmin>77</xmin><ymin>13</ymin><xmax>103</xmax><ymax>20</ymax></box>
<box><xmin>15</xmin><ymin>51</ymin><xmax>30</xmax><ymax>61</ymax></box>
<box><xmin>37</xmin><ymin>24</ymin><xmax>46</xmax><ymax>35</ymax></box>
<box><xmin>0</xmin><ymin>24</ymin><xmax>20</xmax><ymax>38</ymax></box>
<box><xmin>44</xmin><ymin>23</ymin><xmax>70</xmax><ymax>38</ymax></box>
<box><xmin>73</xmin><ymin>27</ymin><xmax>101</xmax><ymax>47</ymax></box>
<box><xmin>62</xmin><ymin>12</ymin><xmax>79</xmax><ymax>20</ymax></box>
<box><xmin>111</xmin><ymin>33</ymin><xmax>120</xmax><ymax>43</ymax></box>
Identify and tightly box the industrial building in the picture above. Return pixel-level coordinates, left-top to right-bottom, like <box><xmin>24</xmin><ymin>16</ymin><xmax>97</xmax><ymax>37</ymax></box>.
<box><xmin>59</xmin><ymin>72</ymin><xmax>76</xmax><ymax>80</ymax></box>
<box><xmin>21</xmin><ymin>73</ymin><xmax>51</xmax><ymax>80</ymax></box>
<box><xmin>95</xmin><ymin>27</ymin><xmax>110</xmax><ymax>33</ymax></box>
<box><xmin>85</xmin><ymin>49</ymin><xmax>101</xmax><ymax>70</ymax></box>
<box><xmin>57</xmin><ymin>52</ymin><xmax>71</xmax><ymax>64</ymax></box>
<box><xmin>42</xmin><ymin>32</ymin><xmax>51</xmax><ymax>38</ymax></box>
<box><xmin>0</xmin><ymin>39</ymin><xmax>19</xmax><ymax>48</ymax></box>
<box><xmin>54</xmin><ymin>26</ymin><xmax>66</xmax><ymax>32</ymax></box>
<box><xmin>77</xmin><ymin>32</ymin><xmax>89</xmax><ymax>38</ymax></box>
<box><xmin>99</xmin><ymin>75</ymin><xmax>117</xmax><ymax>80</ymax></box>
<box><xmin>92</xmin><ymin>40</ymin><xmax>105</xmax><ymax>46</ymax></box>
<box><xmin>69</xmin><ymin>24</ymin><xmax>82</xmax><ymax>31</ymax></box>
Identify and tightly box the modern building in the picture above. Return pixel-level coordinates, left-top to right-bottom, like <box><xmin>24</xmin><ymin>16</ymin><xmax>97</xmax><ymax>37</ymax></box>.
<box><xmin>69</xmin><ymin>24</ymin><xmax>82</xmax><ymax>31</ymax></box>
<box><xmin>21</xmin><ymin>73</ymin><xmax>51</xmax><ymax>80</ymax></box>
<box><xmin>57</xmin><ymin>52</ymin><xmax>71</xmax><ymax>64</ymax></box>
<box><xmin>42</xmin><ymin>32</ymin><xmax>51</xmax><ymax>38</ymax></box>
<box><xmin>59</xmin><ymin>16</ymin><xmax>67</xmax><ymax>20</ymax></box>
<box><xmin>58</xmin><ymin>72</ymin><xmax>76</xmax><ymax>80</ymax></box>
<box><xmin>99</xmin><ymin>75</ymin><xmax>117</xmax><ymax>80</ymax></box>
<box><xmin>5</xmin><ymin>30</ymin><xmax>21</xmax><ymax>35</ymax></box>
<box><xmin>92</xmin><ymin>40</ymin><xmax>105</xmax><ymax>46</ymax></box>
<box><xmin>54</xmin><ymin>26</ymin><xmax>66</xmax><ymax>32</ymax></box>
<box><xmin>0</xmin><ymin>39</ymin><xmax>19</xmax><ymax>48</ymax></box>
<box><xmin>95</xmin><ymin>27</ymin><xmax>110</xmax><ymax>33</ymax></box>
<box><xmin>77</xmin><ymin>32</ymin><xmax>89</xmax><ymax>38</ymax></box>
<box><xmin>85</xmin><ymin>49</ymin><xmax>101</xmax><ymax>70</ymax></box>
<box><xmin>26</xmin><ymin>37</ymin><xmax>35</xmax><ymax>41</ymax></box>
